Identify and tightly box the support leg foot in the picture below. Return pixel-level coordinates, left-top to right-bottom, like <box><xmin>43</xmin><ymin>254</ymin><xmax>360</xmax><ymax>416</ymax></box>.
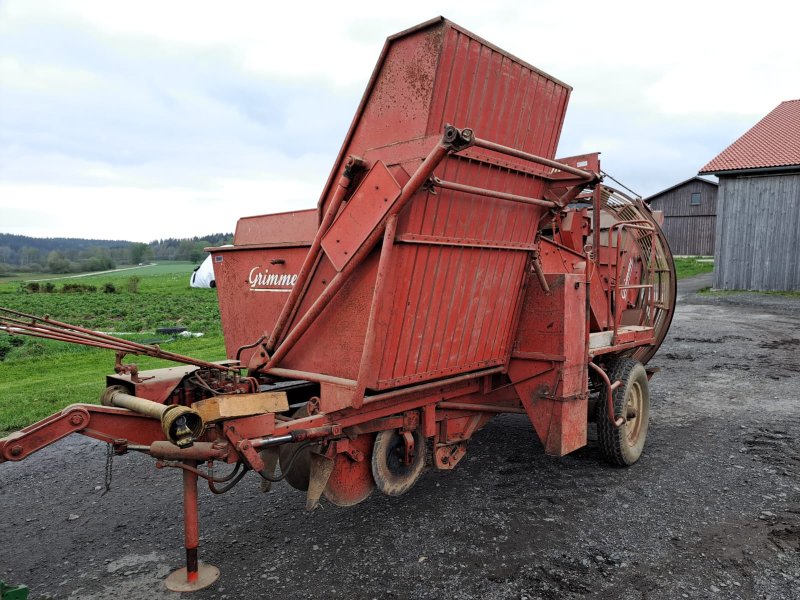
<box><xmin>165</xmin><ymin>562</ymin><xmax>220</xmax><ymax>592</ymax></box>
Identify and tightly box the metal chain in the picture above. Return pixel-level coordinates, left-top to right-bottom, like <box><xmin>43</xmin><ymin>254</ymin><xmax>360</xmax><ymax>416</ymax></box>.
<box><xmin>102</xmin><ymin>443</ymin><xmax>114</xmax><ymax>495</ymax></box>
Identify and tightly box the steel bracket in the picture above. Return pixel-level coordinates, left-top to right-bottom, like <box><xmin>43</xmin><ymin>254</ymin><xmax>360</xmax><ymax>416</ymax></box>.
<box><xmin>433</xmin><ymin>441</ymin><xmax>467</xmax><ymax>470</ymax></box>
<box><xmin>401</xmin><ymin>430</ymin><xmax>416</xmax><ymax>465</ymax></box>
<box><xmin>401</xmin><ymin>411</ymin><xmax>419</xmax><ymax>433</ymax></box>
<box><xmin>224</xmin><ymin>425</ymin><xmax>265</xmax><ymax>472</ymax></box>
<box><xmin>0</xmin><ymin>406</ymin><xmax>89</xmax><ymax>462</ymax></box>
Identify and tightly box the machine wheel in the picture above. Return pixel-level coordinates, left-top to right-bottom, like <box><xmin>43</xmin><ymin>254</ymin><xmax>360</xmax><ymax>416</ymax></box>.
<box><xmin>371</xmin><ymin>429</ymin><xmax>426</xmax><ymax>496</ymax></box>
<box><xmin>596</xmin><ymin>358</ymin><xmax>650</xmax><ymax>466</ymax></box>
<box><xmin>279</xmin><ymin>405</ymin><xmax>311</xmax><ymax>491</ymax></box>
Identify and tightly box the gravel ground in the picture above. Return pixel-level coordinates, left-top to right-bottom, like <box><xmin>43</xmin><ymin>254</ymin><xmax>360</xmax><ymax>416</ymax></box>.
<box><xmin>1</xmin><ymin>273</ymin><xmax>799</xmax><ymax>600</ymax></box>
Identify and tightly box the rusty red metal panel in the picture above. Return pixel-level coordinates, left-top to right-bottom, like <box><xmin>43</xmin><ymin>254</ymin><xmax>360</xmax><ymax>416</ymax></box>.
<box><xmin>278</xmin><ymin>253</ymin><xmax>378</xmax><ymax>381</ymax></box>
<box><xmin>371</xmin><ymin>164</ymin><xmax>558</xmax><ymax>389</ymax></box>
<box><xmin>374</xmin><ymin>244</ymin><xmax>528</xmax><ymax>389</ymax></box>
<box><xmin>234</xmin><ymin>209</ymin><xmax>317</xmax><ymax>246</ymax></box>
<box><xmin>212</xmin><ymin>246</ymin><xmax>309</xmax><ymax>363</ymax></box>
<box><xmin>321</xmin><ymin>162</ymin><xmax>401</xmax><ymax>272</ymax></box>
<box><xmin>425</xmin><ymin>23</ymin><xmax>569</xmax><ymax>159</ymax></box>
<box><xmin>317</xmin><ymin>18</ymin><xmax>570</xmax><ymax>217</ymax></box>
<box><xmin>509</xmin><ymin>273</ymin><xmax>588</xmax><ymax>456</ymax></box>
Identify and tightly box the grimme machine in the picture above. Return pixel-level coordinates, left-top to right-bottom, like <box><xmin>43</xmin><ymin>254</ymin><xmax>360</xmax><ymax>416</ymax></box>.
<box><xmin>0</xmin><ymin>18</ymin><xmax>675</xmax><ymax>591</ymax></box>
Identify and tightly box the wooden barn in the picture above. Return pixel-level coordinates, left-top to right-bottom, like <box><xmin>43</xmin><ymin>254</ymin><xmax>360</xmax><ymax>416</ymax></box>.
<box><xmin>700</xmin><ymin>99</ymin><xmax>800</xmax><ymax>291</ymax></box>
<box><xmin>646</xmin><ymin>177</ymin><xmax>718</xmax><ymax>256</ymax></box>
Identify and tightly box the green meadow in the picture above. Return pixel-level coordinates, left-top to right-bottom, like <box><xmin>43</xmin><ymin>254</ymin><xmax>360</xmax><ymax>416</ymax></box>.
<box><xmin>673</xmin><ymin>257</ymin><xmax>714</xmax><ymax>279</ymax></box>
<box><xmin>0</xmin><ymin>263</ymin><xmax>227</xmax><ymax>432</ymax></box>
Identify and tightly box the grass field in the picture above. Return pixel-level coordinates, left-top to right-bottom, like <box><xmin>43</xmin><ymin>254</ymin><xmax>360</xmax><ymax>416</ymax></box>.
<box><xmin>0</xmin><ymin>262</ymin><xmax>165</xmax><ymax>283</ymax></box>
<box><xmin>0</xmin><ymin>262</ymin><xmax>227</xmax><ymax>432</ymax></box>
<box><xmin>673</xmin><ymin>257</ymin><xmax>714</xmax><ymax>279</ymax></box>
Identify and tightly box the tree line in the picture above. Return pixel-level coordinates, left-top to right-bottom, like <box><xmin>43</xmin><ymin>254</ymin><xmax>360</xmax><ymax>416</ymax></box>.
<box><xmin>0</xmin><ymin>233</ymin><xmax>232</xmax><ymax>275</ymax></box>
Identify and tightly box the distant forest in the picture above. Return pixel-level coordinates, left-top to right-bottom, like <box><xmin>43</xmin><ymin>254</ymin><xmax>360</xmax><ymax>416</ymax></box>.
<box><xmin>0</xmin><ymin>233</ymin><xmax>232</xmax><ymax>275</ymax></box>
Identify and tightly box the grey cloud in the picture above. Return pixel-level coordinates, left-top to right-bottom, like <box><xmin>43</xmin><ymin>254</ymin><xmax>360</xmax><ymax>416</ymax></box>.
<box><xmin>559</xmin><ymin>104</ymin><xmax>754</xmax><ymax>197</ymax></box>
<box><xmin>0</xmin><ymin>18</ymin><xmax>359</xmax><ymax>190</ymax></box>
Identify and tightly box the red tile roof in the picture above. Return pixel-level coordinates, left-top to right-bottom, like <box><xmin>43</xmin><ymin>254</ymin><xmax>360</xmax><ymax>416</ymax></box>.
<box><xmin>700</xmin><ymin>99</ymin><xmax>800</xmax><ymax>174</ymax></box>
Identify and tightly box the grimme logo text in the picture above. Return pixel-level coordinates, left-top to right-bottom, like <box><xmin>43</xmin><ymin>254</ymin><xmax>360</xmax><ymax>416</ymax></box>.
<box><xmin>248</xmin><ymin>267</ymin><xmax>298</xmax><ymax>292</ymax></box>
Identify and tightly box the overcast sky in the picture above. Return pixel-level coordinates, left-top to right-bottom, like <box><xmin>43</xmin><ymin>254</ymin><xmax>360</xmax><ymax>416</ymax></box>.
<box><xmin>1</xmin><ymin>0</ymin><xmax>798</xmax><ymax>242</ymax></box>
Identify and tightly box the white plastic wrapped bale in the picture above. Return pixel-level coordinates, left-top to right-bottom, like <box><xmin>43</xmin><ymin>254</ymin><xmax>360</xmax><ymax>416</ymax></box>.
<box><xmin>190</xmin><ymin>254</ymin><xmax>215</xmax><ymax>288</ymax></box>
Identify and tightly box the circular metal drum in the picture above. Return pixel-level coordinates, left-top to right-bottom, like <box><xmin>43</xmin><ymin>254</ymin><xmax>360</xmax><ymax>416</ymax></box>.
<box><xmin>597</xmin><ymin>185</ymin><xmax>676</xmax><ymax>364</ymax></box>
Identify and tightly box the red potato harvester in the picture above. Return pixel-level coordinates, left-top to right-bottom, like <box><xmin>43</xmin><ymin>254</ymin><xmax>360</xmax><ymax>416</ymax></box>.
<box><xmin>0</xmin><ymin>17</ymin><xmax>675</xmax><ymax>592</ymax></box>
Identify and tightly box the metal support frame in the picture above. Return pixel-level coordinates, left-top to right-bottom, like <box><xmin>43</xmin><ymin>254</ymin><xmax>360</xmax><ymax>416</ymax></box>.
<box><xmin>354</xmin><ymin>214</ymin><xmax>399</xmax><ymax>406</ymax></box>
<box><xmin>164</xmin><ymin>460</ymin><xmax>220</xmax><ymax>592</ymax></box>
<box><xmin>437</xmin><ymin>402</ymin><xmax>526</xmax><ymax>414</ymax></box>
<box><xmin>606</xmin><ymin>220</ymin><xmax>656</xmax><ymax>342</ymax></box>
<box><xmin>587</xmin><ymin>362</ymin><xmax>624</xmax><ymax>428</ymax></box>
<box><xmin>0</xmin><ymin>404</ymin><xmax>164</xmax><ymax>464</ymax></box>
<box><xmin>266</xmin><ymin>368</ymin><xmax>356</xmax><ymax>388</ymax></box>
<box><xmin>257</xmin><ymin>126</ymin><xmax>598</xmax><ymax>382</ymax></box>
<box><xmin>472</xmin><ymin>137</ymin><xmax>595</xmax><ymax>180</ymax></box>
<box><xmin>431</xmin><ymin>176</ymin><xmax>557</xmax><ymax>208</ymax></box>
<box><xmin>260</xmin><ymin>128</ymin><xmax>459</xmax><ymax>375</ymax></box>
<box><xmin>264</xmin><ymin>156</ymin><xmax>363</xmax><ymax>356</ymax></box>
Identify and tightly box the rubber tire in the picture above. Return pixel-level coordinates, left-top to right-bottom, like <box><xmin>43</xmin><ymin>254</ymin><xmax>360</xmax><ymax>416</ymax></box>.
<box><xmin>595</xmin><ymin>358</ymin><xmax>650</xmax><ymax>466</ymax></box>
<box><xmin>279</xmin><ymin>405</ymin><xmax>311</xmax><ymax>491</ymax></box>
<box><xmin>371</xmin><ymin>429</ymin><xmax>426</xmax><ymax>497</ymax></box>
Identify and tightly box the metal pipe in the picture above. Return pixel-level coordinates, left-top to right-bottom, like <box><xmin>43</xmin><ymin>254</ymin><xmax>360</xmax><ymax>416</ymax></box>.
<box><xmin>432</xmin><ymin>177</ymin><xmax>557</xmax><ymax>208</ymax></box>
<box><xmin>438</xmin><ymin>402</ymin><xmax>526</xmax><ymax>414</ymax></box>
<box><xmin>101</xmin><ymin>387</ymin><xmax>205</xmax><ymax>448</ymax></box>
<box><xmin>0</xmin><ymin>325</ymin><xmax>136</xmax><ymax>352</ymax></box>
<box><xmin>148</xmin><ymin>442</ymin><xmax>228</xmax><ymax>461</ymax></box>
<box><xmin>183</xmin><ymin>461</ymin><xmax>200</xmax><ymax>583</ymax></box>
<box><xmin>354</xmin><ymin>214</ymin><xmax>399</xmax><ymax>408</ymax></box>
<box><xmin>0</xmin><ymin>317</ymin><xmax>155</xmax><ymax>354</ymax></box>
<box><xmin>250</xmin><ymin>425</ymin><xmax>334</xmax><ymax>450</ymax></box>
<box><xmin>166</xmin><ymin>466</ymin><xmax>219</xmax><ymax>590</ymax></box>
<box><xmin>588</xmin><ymin>362</ymin><xmax>624</xmax><ymax>427</ymax></box>
<box><xmin>531</xmin><ymin>253</ymin><xmax>551</xmax><ymax>295</ymax></box>
<box><xmin>250</xmin><ymin>434</ymin><xmax>294</xmax><ymax>450</ymax></box>
<box><xmin>592</xmin><ymin>185</ymin><xmax>603</xmax><ymax>328</ymax></box>
<box><xmin>265</xmin><ymin>367</ymin><xmax>357</xmax><ymax>388</ymax></box>
<box><xmin>472</xmin><ymin>137</ymin><xmax>595</xmax><ymax>180</ymax></box>
<box><xmin>264</xmin><ymin>136</ymin><xmax>452</xmax><ymax>372</ymax></box>
<box><xmin>363</xmin><ymin>366</ymin><xmax>506</xmax><ymax>405</ymax></box>
<box><xmin>0</xmin><ymin>307</ymin><xmax>233</xmax><ymax>371</ymax></box>
<box><xmin>102</xmin><ymin>388</ymin><xmax>166</xmax><ymax>419</ymax></box>
<box><xmin>265</xmin><ymin>157</ymin><xmax>361</xmax><ymax>353</ymax></box>
<box><xmin>609</xmin><ymin>221</ymin><xmax>656</xmax><ymax>341</ymax></box>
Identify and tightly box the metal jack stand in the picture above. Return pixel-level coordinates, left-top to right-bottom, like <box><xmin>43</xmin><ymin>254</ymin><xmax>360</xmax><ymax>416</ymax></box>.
<box><xmin>165</xmin><ymin>461</ymin><xmax>220</xmax><ymax>592</ymax></box>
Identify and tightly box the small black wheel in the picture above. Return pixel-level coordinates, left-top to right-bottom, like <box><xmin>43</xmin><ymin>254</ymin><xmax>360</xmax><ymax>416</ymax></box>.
<box><xmin>595</xmin><ymin>358</ymin><xmax>650</xmax><ymax>466</ymax></box>
<box><xmin>279</xmin><ymin>405</ymin><xmax>311</xmax><ymax>490</ymax></box>
<box><xmin>371</xmin><ymin>429</ymin><xmax>426</xmax><ymax>496</ymax></box>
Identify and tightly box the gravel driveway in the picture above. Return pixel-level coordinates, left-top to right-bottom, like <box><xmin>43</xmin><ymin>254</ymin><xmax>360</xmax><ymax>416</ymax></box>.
<box><xmin>1</xmin><ymin>273</ymin><xmax>799</xmax><ymax>599</ymax></box>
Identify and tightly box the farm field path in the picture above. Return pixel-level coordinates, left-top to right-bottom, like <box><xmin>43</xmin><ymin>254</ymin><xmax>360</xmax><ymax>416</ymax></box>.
<box><xmin>26</xmin><ymin>263</ymin><xmax>159</xmax><ymax>282</ymax></box>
